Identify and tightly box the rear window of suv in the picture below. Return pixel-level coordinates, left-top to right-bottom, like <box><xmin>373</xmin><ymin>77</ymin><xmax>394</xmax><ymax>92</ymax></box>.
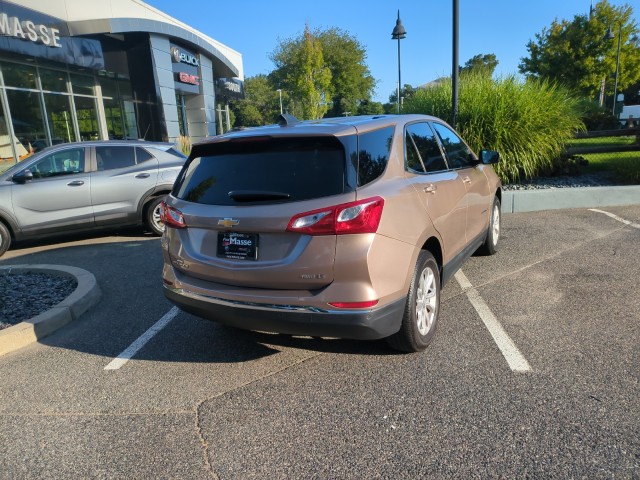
<box><xmin>173</xmin><ymin>136</ymin><xmax>349</xmax><ymax>206</ymax></box>
<box><xmin>355</xmin><ymin>126</ymin><xmax>394</xmax><ymax>187</ymax></box>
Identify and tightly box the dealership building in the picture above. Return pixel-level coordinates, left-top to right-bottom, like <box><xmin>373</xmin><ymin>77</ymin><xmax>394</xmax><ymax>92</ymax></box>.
<box><xmin>0</xmin><ymin>0</ymin><xmax>244</xmax><ymax>161</ymax></box>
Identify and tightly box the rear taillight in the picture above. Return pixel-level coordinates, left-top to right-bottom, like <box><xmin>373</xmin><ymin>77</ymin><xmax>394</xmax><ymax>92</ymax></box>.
<box><xmin>329</xmin><ymin>300</ymin><xmax>379</xmax><ymax>309</ymax></box>
<box><xmin>160</xmin><ymin>201</ymin><xmax>186</xmax><ymax>229</ymax></box>
<box><xmin>286</xmin><ymin>196</ymin><xmax>384</xmax><ymax>235</ymax></box>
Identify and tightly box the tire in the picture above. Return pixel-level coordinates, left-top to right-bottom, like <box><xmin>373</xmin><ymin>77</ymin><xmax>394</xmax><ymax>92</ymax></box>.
<box><xmin>476</xmin><ymin>196</ymin><xmax>501</xmax><ymax>256</ymax></box>
<box><xmin>0</xmin><ymin>221</ymin><xmax>11</xmax><ymax>257</ymax></box>
<box><xmin>386</xmin><ymin>251</ymin><xmax>440</xmax><ymax>352</ymax></box>
<box><xmin>145</xmin><ymin>196</ymin><xmax>166</xmax><ymax>236</ymax></box>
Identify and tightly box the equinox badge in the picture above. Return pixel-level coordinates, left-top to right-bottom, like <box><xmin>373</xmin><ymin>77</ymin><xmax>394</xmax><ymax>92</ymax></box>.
<box><xmin>218</xmin><ymin>218</ymin><xmax>239</xmax><ymax>228</ymax></box>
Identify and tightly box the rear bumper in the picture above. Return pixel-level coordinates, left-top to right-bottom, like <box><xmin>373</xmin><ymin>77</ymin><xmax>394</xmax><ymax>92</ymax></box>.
<box><xmin>164</xmin><ymin>286</ymin><xmax>405</xmax><ymax>340</ymax></box>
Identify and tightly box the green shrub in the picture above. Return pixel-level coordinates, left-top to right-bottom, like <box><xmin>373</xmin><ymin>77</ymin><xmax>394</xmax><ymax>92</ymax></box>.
<box><xmin>176</xmin><ymin>135</ymin><xmax>192</xmax><ymax>156</ymax></box>
<box><xmin>578</xmin><ymin>100</ymin><xmax>621</xmax><ymax>131</ymax></box>
<box><xmin>402</xmin><ymin>74</ymin><xmax>586</xmax><ymax>183</ymax></box>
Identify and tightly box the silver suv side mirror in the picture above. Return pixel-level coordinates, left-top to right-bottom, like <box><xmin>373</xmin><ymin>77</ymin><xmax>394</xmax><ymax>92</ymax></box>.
<box><xmin>12</xmin><ymin>169</ymin><xmax>34</xmax><ymax>184</ymax></box>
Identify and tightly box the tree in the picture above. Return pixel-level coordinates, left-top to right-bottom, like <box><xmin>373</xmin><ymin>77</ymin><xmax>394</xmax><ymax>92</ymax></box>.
<box><xmin>230</xmin><ymin>74</ymin><xmax>281</xmax><ymax>127</ymax></box>
<box><xmin>314</xmin><ymin>28</ymin><xmax>376</xmax><ymax>117</ymax></box>
<box><xmin>460</xmin><ymin>53</ymin><xmax>498</xmax><ymax>76</ymax></box>
<box><xmin>356</xmin><ymin>100</ymin><xmax>385</xmax><ymax>115</ymax></box>
<box><xmin>270</xmin><ymin>25</ymin><xmax>333</xmax><ymax>120</ymax></box>
<box><xmin>388</xmin><ymin>84</ymin><xmax>417</xmax><ymax>105</ymax></box>
<box><xmin>519</xmin><ymin>1</ymin><xmax>640</xmax><ymax>100</ymax></box>
<box><xmin>384</xmin><ymin>84</ymin><xmax>417</xmax><ymax>113</ymax></box>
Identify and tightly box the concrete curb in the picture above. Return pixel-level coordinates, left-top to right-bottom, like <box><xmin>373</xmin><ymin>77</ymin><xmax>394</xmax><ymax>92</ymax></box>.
<box><xmin>503</xmin><ymin>185</ymin><xmax>640</xmax><ymax>213</ymax></box>
<box><xmin>0</xmin><ymin>265</ymin><xmax>101</xmax><ymax>357</ymax></box>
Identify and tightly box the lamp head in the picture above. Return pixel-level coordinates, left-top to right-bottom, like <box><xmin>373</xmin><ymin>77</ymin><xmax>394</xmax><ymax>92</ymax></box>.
<box><xmin>392</xmin><ymin>10</ymin><xmax>406</xmax><ymax>40</ymax></box>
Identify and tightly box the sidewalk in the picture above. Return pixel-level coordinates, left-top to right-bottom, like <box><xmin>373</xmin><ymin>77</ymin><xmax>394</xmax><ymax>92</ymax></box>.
<box><xmin>503</xmin><ymin>185</ymin><xmax>640</xmax><ymax>213</ymax></box>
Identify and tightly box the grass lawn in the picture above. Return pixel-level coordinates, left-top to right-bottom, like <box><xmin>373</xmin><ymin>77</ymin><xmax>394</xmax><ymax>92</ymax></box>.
<box><xmin>568</xmin><ymin>136</ymin><xmax>637</xmax><ymax>149</ymax></box>
<box><xmin>581</xmin><ymin>151</ymin><xmax>640</xmax><ymax>184</ymax></box>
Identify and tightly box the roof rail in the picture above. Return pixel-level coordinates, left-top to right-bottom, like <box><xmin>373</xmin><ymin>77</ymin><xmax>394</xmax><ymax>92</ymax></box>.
<box><xmin>277</xmin><ymin>114</ymin><xmax>300</xmax><ymax>127</ymax></box>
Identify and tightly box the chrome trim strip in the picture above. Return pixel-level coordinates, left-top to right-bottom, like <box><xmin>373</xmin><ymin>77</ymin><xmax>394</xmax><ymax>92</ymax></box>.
<box><xmin>165</xmin><ymin>286</ymin><xmax>374</xmax><ymax>315</ymax></box>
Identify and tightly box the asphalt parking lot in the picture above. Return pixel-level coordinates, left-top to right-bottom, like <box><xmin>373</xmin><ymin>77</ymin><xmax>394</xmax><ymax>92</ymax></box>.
<box><xmin>0</xmin><ymin>206</ymin><xmax>639</xmax><ymax>478</ymax></box>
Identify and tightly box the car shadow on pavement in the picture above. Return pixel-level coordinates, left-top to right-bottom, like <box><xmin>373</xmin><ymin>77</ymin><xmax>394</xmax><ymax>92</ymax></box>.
<box><xmin>2</xmin><ymin>235</ymin><xmax>400</xmax><ymax>364</ymax></box>
<box><xmin>6</xmin><ymin>227</ymin><xmax>157</xmax><ymax>255</ymax></box>
<box><xmin>242</xmin><ymin>329</ymin><xmax>397</xmax><ymax>356</ymax></box>
<box><xmin>34</xmin><ymin>310</ymin><xmax>397</xmax><ymax>366</ymax></box>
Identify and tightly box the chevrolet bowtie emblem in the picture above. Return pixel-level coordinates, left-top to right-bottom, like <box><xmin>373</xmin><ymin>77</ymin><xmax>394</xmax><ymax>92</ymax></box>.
<box><xmin>218</xmin><ymin>218</ymin><xmax>239</xmax><ymax>228</ymax></box>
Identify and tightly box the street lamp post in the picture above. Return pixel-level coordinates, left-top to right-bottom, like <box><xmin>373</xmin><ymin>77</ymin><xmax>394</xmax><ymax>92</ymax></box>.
<box><xmin>391</xmin><ymin>10</ymin><xmax>406</xmax><ymax>115</ymax></box>
<box><xmin>452</xmin><ymin>0</ymin><xmax>459</xmax><ymax>128</ymax></box>
<box><xmin>276</xmin><ymin>89</ymin><xmax>283</xmax><ymax>114</ymax></box>
<box><xmin>604</xmin><ymin>24</ymin><xmax>622</xmax><ymax>116</ymax></box>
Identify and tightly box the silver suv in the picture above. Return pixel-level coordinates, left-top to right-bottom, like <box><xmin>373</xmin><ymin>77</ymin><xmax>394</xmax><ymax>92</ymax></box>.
<box><xmin>161</xmin><ymin>114</ymin><xmax>501</xmax><ymax>352</ymax></box>
<box><xmin>0</xmin><ymin>140</ymin><xmax>186</xmax><ymax>256</ymax></box>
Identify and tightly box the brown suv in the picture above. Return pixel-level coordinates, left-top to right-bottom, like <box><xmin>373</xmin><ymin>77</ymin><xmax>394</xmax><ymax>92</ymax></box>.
<box><xmin>161</xmin><ymin>114</ymin><xmax>501</xmax><ymax>352</ymax></box>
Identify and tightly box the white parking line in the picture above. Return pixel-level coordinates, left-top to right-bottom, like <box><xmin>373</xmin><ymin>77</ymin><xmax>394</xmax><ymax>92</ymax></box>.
<box><xmin>104</xmin><ymin>307</ymin><xmax>180</xmax><ymax>371</ymax></box>
<box><xmin>454</xmin><ymin>270</ymin><xmax>531</xmax><ymax>373</ymax></box>
<box><xmin>589</xmin><ymin>209</ymin><xmax>640</xmax><ymax>229</ymax></box>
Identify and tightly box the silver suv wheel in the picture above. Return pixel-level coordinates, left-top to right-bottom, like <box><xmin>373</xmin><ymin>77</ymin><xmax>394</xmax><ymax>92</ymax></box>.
<box><xmin>0</xmin><ymin>222</ymin><xmax>10</xmax><ymax>257</ymax></box>
<box><xmin>146</xmin><ymin>197</ymin><xmax>166</xmax><ymax>236</ymax></box>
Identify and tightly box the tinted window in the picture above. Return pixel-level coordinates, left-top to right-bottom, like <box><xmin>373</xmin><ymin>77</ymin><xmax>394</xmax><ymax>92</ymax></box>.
<box><xmin>164</xmin><ymin>147</ymin><xmax>187</xmax><ymax>159</ymax></box>
<box><xmin>136</xmin><ymin>147</ymin><xmax>153</xmax><ymax>164</ymax></box>
<box><xmin>174</xmin><ymin>137</ymin><xmax>347</xmax><ymax>206</ymax></box>
<box><xmin>356</xmin><ymin>127</ymin><xmax>394</xmax><ymax>186</ymax></box>
<box><xmin>29</xmin><ymin>148</ymin><xmax>85</xmax><ymax>178</ymax></box>
<box><xmin>405</xmin><ymin>129</ymin><xmax>425</xmax><ymax>173</ymax></box>
<box><xmin>407</xmin><ymin>123</ymin><xmax>448</xmax><ymax>173</ymax></box>
<box><xmin>431</xmin><ymin>123</ymin><xmax>474</xmax><ymax>169</ymax></box>
<box><xmin>96</xmin><ymin>146</ymin><xmax>136</xmax><ymax>171</ymax></box>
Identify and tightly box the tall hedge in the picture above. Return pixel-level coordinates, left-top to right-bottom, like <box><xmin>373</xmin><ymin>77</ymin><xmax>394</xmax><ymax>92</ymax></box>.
<box><xmin>402</xmin><ymin>74</ymin><xmax>585</xmax><ymax>183</ymax></box>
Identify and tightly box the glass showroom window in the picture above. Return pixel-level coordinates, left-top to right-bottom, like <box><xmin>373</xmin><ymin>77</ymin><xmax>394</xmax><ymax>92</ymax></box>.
<box><xmin>0</xmin><ymin>95</ymin><xmax>12</xmax><ymax>162</ymax></box>
<box><xmin>2</xmin><ymin>62</ymin><xmax>38</xmax><ymax>90</ymax></box>
<box><xmin>4</xmin><ymin>89</ymin><xmax>47</xmax><ymax>154</ymax></box>
<box><xmin>40</xmin><ymin>67</ymin><xmax>69</xmax><ymax>93</ymax></box>
<box><xmin>100</xmin><ymin>76</ymin><xmax>124</xmax><ymax>139</ymax></box>
<box><xmin>73</xmin><ymin>95</ymin><xmax>100</xmax><ymax>141</ymax></box>
<box><xmin>43</xmin><ymin>93</ymin><xmax>75</xmax><ymax>144</ymax></box>
<box><xmin>71</xmin><ymin>74</ymin><xmax>100</xmax><ymax>140</ymax></box>
<box><xmin>99</xmin><ymin>75</ymin><xmax>138</xmax><ymax>140</ymax></box>
<box><xmin>119</xmin><ymin>79</ymin><xmax>138</xmax><ymax>139</ymax></box>
<box><xmin>1</xmin><ymin>62</ymin><xmax>47</xmax><ymax>155</ymax></box>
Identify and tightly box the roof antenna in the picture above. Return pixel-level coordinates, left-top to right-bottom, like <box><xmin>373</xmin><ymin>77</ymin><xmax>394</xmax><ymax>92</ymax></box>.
<box><xmin>277</xmin><ymin>114</ymin><xmax>300</xmax><ymax>126</ymax></box>
<box><xmin>140</xmin><ymin>124</ymin><xmax>151</xmax><ymax>140</ymax></box>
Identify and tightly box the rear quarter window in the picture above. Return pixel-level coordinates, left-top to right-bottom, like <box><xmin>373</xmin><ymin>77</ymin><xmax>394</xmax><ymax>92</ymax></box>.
<box><xmin>356</xmin><ymin>127</ymin><xmax>394</xmax><ymax>186</ymax></box>
<box><xmin>164</xmin><ymin>147</ymin><xmax>187</xmax><ymax>159</ymax></box>
<box><xmin>173</xmin><ymin>136</ymin><xmax>348</xmax><ymax>206</ymax></box>
<box><xmin>95</xmin><ymin>146</ymin><xmax>136</xmax><ymax>170</ymax></box>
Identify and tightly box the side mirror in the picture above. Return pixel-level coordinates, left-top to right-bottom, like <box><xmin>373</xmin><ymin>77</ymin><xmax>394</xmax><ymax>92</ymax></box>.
<box><xmin>480</xmin><ymin>150</ymin><xmax>500</xmax><ymax>165</ymax></box>
<box><xmin>12</xmin><ymin>169</ymin><xmax>34</xmax><ymax>184</ymax></box>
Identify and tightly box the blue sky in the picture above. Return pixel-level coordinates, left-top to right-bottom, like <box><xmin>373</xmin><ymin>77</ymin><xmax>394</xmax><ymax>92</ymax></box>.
<box><xmin>144</xmin><ymin>0</ymin><xmax>638</xmax><ymax>103</ymax></box>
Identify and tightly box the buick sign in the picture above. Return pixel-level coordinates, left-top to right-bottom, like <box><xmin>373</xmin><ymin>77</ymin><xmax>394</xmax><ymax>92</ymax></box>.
<box><xmin>170</xmin><ymin>46</ymin><xmax>199</xmax><ymax>67</ymax></box>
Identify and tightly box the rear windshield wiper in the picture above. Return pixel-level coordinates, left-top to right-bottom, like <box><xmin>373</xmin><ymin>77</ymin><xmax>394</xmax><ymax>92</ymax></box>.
<box><xmin>228</xmin><ymin>190</ymin><xmax>291</xmax><ymax>202</ymax></box>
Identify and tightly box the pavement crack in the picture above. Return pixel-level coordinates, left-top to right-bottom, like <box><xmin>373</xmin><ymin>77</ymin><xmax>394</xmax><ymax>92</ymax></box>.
<box><xmin>0</xmin><ymin>410</ymin><xmax>194</xmax><ymax>417</ymax></box>
<box><xmin>193</xmin><ymin>351</ymin><xmax>324</xmax><ymax>479</ymax></box>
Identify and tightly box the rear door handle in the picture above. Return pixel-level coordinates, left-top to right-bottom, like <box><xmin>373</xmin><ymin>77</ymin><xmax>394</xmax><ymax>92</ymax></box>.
<box><xmin>135</xmin><ymin>173</ymin><xmax>151</xmax><ymax>179</ymax></box>
<box><xmin>424</xmin><ymin>184</ymin><xmax>437</xmax><ymax>194</ymax></box>
<box><xmin>462</xmin><ymin>176</ymin><xmax>472</xmax><ymax>184</ymax></box>
<box><xmin>67</xmin><ymin>180</ymin><xmax>84</xmax><ymax>186</ymax></box>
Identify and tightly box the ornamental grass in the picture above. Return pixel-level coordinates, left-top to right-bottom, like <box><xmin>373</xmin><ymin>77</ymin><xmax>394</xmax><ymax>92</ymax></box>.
<box><xmin>402</xmin><ymin>74</ymin><xmax>585</xmax><ymax>183</ymax></box>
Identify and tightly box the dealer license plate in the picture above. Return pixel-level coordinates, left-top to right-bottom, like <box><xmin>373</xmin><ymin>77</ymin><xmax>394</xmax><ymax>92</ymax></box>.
<box><xmin>217</xmin><ymin>232</ymin><xmax>258</xmax><ymax>260</ymax></box>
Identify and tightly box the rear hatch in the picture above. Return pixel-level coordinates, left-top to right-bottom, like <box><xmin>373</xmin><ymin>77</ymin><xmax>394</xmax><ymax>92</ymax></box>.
<box><xmin>165</xmin><ymin>133</ymin><xmax>358</xmax><ymax>290</ymax></box>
